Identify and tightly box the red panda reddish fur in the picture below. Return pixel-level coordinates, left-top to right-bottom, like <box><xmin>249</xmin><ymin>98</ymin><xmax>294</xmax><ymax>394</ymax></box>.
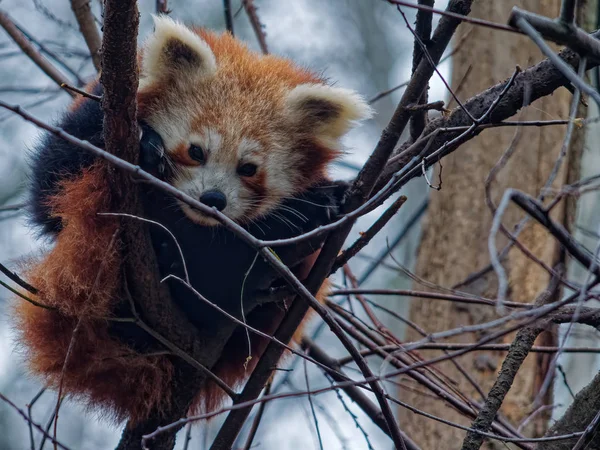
<box><xmin>14</xmin><ymin>17</ymin><xmax>370</xmax><ymax>425</ymax></box>
<box><xmin>14</xmin><ymin>166</ymin><xmax>175</xmax><ymax>421</ymax></box>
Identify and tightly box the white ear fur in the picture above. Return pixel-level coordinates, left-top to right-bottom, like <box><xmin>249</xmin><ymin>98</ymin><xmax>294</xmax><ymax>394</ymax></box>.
<box><xmin>141</xmin><ymin>15</ymin><xmax>217</xmax><ymax>85</ymax></box>
<box><xmin>285</xmin><ymin>84</ymin><xmax>373</xmax><ymax>145</ymax></box>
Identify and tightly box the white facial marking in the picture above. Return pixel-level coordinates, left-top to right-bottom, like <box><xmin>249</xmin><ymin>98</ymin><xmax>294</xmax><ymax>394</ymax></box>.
<box><xmin>167</xmin><ymin>128</ymin><xmax>259</xmax><ymax>226</ymax></box>
<box><xmin>189</xmin><ymin>128</ymin><xmax>222</xmax><ymax>156</ymax></box>
<box><xmin>237</xmin><ymin>137</ymin><xmax>261</xmax><ymax>158</ymax></box>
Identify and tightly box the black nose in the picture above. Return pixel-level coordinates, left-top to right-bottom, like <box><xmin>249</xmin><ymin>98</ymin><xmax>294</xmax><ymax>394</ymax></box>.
<box><xmin>199</xmin><ymin>190</ymin><xmax>227</xmax><ymax>211</ymax></box>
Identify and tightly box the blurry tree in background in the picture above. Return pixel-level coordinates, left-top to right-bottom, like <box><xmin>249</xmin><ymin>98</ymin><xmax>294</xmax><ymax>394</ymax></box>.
<box><xmin>400</xmin><ymin>0</ymin><xmax>583</xmax><ymax>444</ymax></box>
<box><xmin>1</xmin><ymin>1</ymin><xmax>600</xmax><ymax>450</ymax></box>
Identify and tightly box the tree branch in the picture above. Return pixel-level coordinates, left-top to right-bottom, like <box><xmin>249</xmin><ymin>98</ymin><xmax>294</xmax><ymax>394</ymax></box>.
<box><xmin>302</xmin><ymin>338</ymin><xmax>421</xmax><ymax>450</ymax></box>
<box><xmin>461</xmin><ymin>276</ymin><xmax>561</xmax><ymax>450</ymax></box>
<box><xmin>539</xmin><ymin>371</ymin><xmax>600</xmax><ymax>449</ymax></box>
<box><xmin>70</xmin><ymin>0</ymin><xmax>102</xmax><ymax>71</ymax></box>
<box><xmin>0</xmin><ymin>11</ymin><xmax>74</xmax><ymax>95</ymax></box>
<box><xmin>377</xmin><ymin>31</ymin><xmax>600</xmax><ymax>192</ymax></box>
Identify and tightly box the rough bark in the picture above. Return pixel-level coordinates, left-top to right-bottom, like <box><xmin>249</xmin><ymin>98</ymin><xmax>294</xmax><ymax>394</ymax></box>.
<box><xmin>539</xmin><ymin>371</ymin><xmax>600</xmax><ymax>450</ymax></box>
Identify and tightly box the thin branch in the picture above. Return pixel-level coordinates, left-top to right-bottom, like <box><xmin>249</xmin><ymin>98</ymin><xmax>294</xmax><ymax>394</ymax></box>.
<box><xmin>0</xmin><ymin>262</ymin><xmax>38</xmax><ymax>294</ymax></box>
<box><xmin>27</xmin><ymin>388</ymin><xmax>46</xmax><ymax>450</ymax></box>
<box><xmin>408</xmin><ymin>0</ymin><xmax>434</xmax><ymax>141</ymax></box>
<box><xmin>359</xmin><ymin>199</ymin><xmax>428</xmax><ymax>284</ymax></box>
<box><xmin>560</xmin><ymin>0</ymin><xmax>578</xmax><ymax>24</ymax></box>
<box><xmin>156</xmin><ymin>0</ymin><xmax>169</xmax><ymax>14</ymax></box>
<box><xmin>386</xmin><ymin>0</ymin><xmax>518</xmax><ymax>34</ymax></box>
<box><xmin>0</xmin><ymin>279</ymin><xmax>54</xmax><ymax>310</ymax></box>
<box><xmin>0</xmin><ymin>392</ymin><xmax>72</xmax><ymax>450</ymax></box>
<box><xmin>223</xmin><ymin>0</ymin><xmax>234</xmax><ymax>35</ymax></box>
<box><xmin>240</xmin><ymin>383</ymin><xmax>272</xmax><ymax>450</ymax></box>
<box><xmin>510</xmin><ymin>191</ymin><xmax>599</xmax><ymax>276</ymax></box>
<box><xmin>507</xmin><ymin>7</ymin><xmax>600</xmax><ymax>60</ymax></box>
<box><xmin>0</xmin><ymin>202</ymin><xmax>27</xmax><ymax>212</ymax></box>
<box><xmin>513</xmin><ymin>15</ymin><xmax>600</xmax><ymax>109</ymax></box>
<box><xmin>0</xmin><ymin>11</ymin><xmax>74</xmax><ymax>94</ymax></box>
<box><xmin>572</xmin><ymin>408</ymin><xmax>600</xmax><ymax>449</ymax></box>
<box><xmin>60</xmin><ymin>83</ymin><xmax>101</xmax><ymax>101</ymax></box>
<box><xmin>461</xmin><ymin>277</ymin><xmax>561</xmax><ymax>450</ymax></box>
<box><xmin>70</xmin><ymin>0</ymin><xmax>102</xmax><ymax>71</ymax></box>
<box><xmin>369</xmin><ymin>26</ymin><xmax>473</xmax><ymax>105</ymax></box>
<box><xmin>303</xmin><ymin>353</ymin><xmax>324</xmax><ymax>450</ymax></box>
<box><xmin>242</xmin><ymin>0</ymin><xmax>268</xmax><ymax>54</ymax></box>
<box><xmin>329</xmin><ymin>288</ymin><xmax>529</xmax><ymax>309</ymax></box>
<box><xmin>302</xmin><ymin>338</ymin><xmax>421</xmax><ymax>450</ymax></box>
<box><xmin>333</xmin><ymin>195</ymin><xmax>407</xmax><ymax>271</ymax></box>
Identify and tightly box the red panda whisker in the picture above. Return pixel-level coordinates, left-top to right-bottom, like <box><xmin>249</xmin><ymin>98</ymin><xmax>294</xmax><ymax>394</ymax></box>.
<box><xmin>270</xmin><ymin>212</ymin><xmax>303</xmax><ymax>233</ymax></box>
<box><xmin>248</xmin><ymin>219</ymin><xmax>267</xmax><ymax>236</ymax></box>
<box><xmin>276</xmin><ymin>204</ymin><xmax>309</xmax><ymax>223</ymax></box>
<box><xmin>284</xmin><ymin>197</ymin><xmax>336</xmax><ymax>209</ymax></box>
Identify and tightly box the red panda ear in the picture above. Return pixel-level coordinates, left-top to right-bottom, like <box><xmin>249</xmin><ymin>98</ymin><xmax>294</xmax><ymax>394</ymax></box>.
<box><xmin>141</xmin><ymin>15</ymin><xmax>217</xmax><ymax>87</ymax></box>
<box><xmin>285</xmin><ymin>84</ymin><xmax>373</xmax><ymax>147</ymax></box>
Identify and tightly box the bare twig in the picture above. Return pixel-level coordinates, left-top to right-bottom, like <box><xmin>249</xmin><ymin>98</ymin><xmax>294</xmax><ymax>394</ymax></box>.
<box><xmin>302</xmin><ymin>338</ymin><xmax>421</xmax><ymax>450</ymax></box>
<box><xmin>0</xmin><ymin>279</ymin><xmax>53</xmax><ymax>310</ymax></box>
<box><xmin>303</xmin><ymin>353</ymin><xmax>324</xmax><ymax>450</ymax></box>
<box><xmin>60</xmin><ymin>83</ymin><xmax>101</xmax><ymax>101</ymax></box>
<box><xmin>0</xmin><ymin>262</ymin><xmax>38</xmax><ymax>294</ymax></box>
<box><xmin>27</xmin><ymin>388</ymin><xmax>46</xmax><ymax>450</ymax></box>
<box><xmin>513</xmin><ymin>15</ymin><xmax>600</xmax><ymax>109</ymax></box>
<box><xmin>508</xmin><ymin>7</ymin><xmax>600</xmax><ymax>60</ymax></box>
<box><xmin>408</xmin><ymin>0</ymin><xmax>434</xmax><ymax>141</ymax></box>
<box><xmin>240</xmin><ymin>383</ymin><xmax>272</xmax><ymax>450</ymax></box>
<box><xmin>572</xmin><ymin>408</ymin><xmax>600</xmax><ymax>450</ymax></box>
<box><xmin>0</xmin><ymin>202</ymin><xmax>27</xmax><ymax>212</ymax></box>
<box><xmin>156</xmin><ymin>0</ymin><xmax>169</xmax><ymax>14</ymax></box>
<box><xmin>0</xmin><ymin>11</ymin><xmax>74</xmax><ymax>94</ymax></box>
<box><xmin>70</xmin><ymin>0</ymin><xmax>102</xmax><ymax>71</ymax></box>
<box><xmin>461</xmin><ymin>276</ymin><xmax>561</xmax><ymax>450</ymax></box>
<box><xmin>223</xmin><ymin>0</ymin><xmax>234</xmax><ymax>35</ymax></box>
<box><xmin>559</xmin><ymin>0</ymin><xmax>578</xmax><ymax>24</ymax></box>
<box><xmin>333</xmin><ymin>195</ymin><xmax>407</xmax><ymax>271</ymax></box>
<box><xmin>369</xmin><ymin>26</ymin><xmax>473</xmax><ymax>105</ymax></box>
<box><xmin>387</xmin><ymin>0</ymin><xmax>518</xmax><ymax>34</ymax></box>
<box><xmin>0</xmin><ymin>392</ymin><xmax>71</xmax><ymax>450</ymax></box>
<box><xmin>329</xmin><ymin>289</ymin><xmax>528</xmax><ymax>309</ymax></box>
<box><xmin>242</xmin><ymin>0</ymin><xmax>268</xmax><ymax>54</ymax></box>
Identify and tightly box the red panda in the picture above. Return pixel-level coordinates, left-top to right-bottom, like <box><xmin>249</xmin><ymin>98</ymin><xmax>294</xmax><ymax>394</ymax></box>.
<box><xmin>13</xmin><ymin>16</ymin><xmax>372</xmax><ymax>424</ymax></box>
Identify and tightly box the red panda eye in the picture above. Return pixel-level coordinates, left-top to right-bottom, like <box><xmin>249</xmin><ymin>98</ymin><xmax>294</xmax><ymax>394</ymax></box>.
<box><xmin>237</xmin><ymin>163</ymin><xmax>257</xmax><ymax>177</ymax></box>
<box><xmin>188</xmin><ymin>144</ymin><xmax>206</xmax><ymax>164</ymax></box>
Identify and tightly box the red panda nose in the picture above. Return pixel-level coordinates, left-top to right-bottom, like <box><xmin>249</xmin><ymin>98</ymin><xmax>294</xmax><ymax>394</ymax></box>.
<box><xmin>199</xmin><ymin>190</ymin><xmax>227</xmax><ymax>211</ymax></box>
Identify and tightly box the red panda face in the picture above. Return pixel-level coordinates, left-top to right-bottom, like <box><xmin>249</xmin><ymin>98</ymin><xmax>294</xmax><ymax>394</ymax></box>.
<box><xmin>137</xmin><ymin>16</ymin><xmax>372</xmax><ymax>226</ymax></box>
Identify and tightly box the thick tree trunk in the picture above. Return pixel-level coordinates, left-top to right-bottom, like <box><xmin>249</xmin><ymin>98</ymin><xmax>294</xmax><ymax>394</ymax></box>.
<box><xmin>398</xmin><ymin>1</ymin><xmax>587</xmax><ymax>448</ymax></box>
